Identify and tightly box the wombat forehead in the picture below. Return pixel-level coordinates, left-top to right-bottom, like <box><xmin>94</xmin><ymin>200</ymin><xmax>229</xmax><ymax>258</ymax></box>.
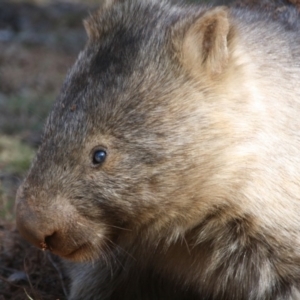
<box><xmin>42</xmin><ymin>0</ymin><xmax>188</xmax><ymax>145</ymax></box>
<box><xmin>44</xmin><ymin>44</ymin><xmax>173</xmax><ymax>140</ymax></box>
<box><xmin>43</xmin><ymin>48</ymin><xmax>141</xmax><ymax>141</ymax></box>
<box><xmin>84</xmin><ymin>0</ymin><xmax>177</xmax><ymax>42</ymax></box>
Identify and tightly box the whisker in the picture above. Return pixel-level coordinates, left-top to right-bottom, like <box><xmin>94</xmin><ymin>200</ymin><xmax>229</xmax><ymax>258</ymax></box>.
<box><xmin>103</xmin><ymin>236</ymin><xmax>136</xmax><ymax>262</ymax></box>
<box><xmin>106</xmin><ymin>224</ymin><xmax>132</xmax><ymax>232</ymax></box>
<box><xmin>182</xmin><ymin>236</ymin><xmax>191</xmax><ymax>256</ymax></box>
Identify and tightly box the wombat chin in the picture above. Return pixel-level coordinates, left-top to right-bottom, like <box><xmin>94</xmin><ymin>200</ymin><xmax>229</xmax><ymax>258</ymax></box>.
<box><xmin>61</xmin><ymin>241</ymin><xmax>104</xmax><ymax>262</ymax></box>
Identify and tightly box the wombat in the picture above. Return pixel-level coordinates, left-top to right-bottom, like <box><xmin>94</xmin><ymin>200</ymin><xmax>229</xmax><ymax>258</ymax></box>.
<box><xmin>15</xmin><ymin>0</ymin><xmax>300</xmax><ymax>299</ymax></box>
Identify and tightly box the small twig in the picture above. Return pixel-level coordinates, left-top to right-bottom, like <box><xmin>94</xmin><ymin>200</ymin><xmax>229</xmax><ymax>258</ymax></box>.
<box><xmin>0</xmin><ymin>266</ymin><xmax>20</xmax><ymax>273</ymax></box>
<box><xmin>24</xmin><ymin>289</ymin><xmax>35</xmax><ymax>300</ymax></box>
<box><xmin>46</xmin><ymin>253</ymin><xmax>69</xmax><ymax>298</ymax></box>
<box><xmin>0</xmin><ymin>274</ymin><xmax>24</xmax><ymax>289</ymax></box>
<box><xmin>23</xmin><ymin>257</ymin><xmax>40</xmax><ymax>300</ymax></box>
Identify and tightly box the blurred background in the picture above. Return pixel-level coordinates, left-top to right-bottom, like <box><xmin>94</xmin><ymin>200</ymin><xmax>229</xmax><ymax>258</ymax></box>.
<box><xmin>0</xmin><ymin>0</ymin><xmax>296</xmax><ymax>299</ymax></box>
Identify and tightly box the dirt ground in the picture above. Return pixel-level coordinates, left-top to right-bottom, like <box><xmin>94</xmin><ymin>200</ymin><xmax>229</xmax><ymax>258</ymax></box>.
<box><xmin>0</xmin><ymin>0</ymin><xmax>299</xmax><ymax>299</ymax></box>
<box><xmin>0</xmin><ymin>223</ymin><xmax>69</xmax><ymax>300</ymax></box>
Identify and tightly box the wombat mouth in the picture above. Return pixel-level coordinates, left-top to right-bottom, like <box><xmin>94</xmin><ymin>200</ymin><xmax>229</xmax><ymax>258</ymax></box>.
<box><xmin>61</xmin><ymin>243</ymin><xmax>92</xmax><ymax>261</ymax></box>
<box><xmin>41</xmin><ymin>232</ymin><xmax>93</xmax><ymax>261</ymax></box>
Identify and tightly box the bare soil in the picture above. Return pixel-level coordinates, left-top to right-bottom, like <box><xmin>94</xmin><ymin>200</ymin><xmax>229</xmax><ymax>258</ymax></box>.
<box><xmin>0</xmin><ymin>223</ymin><xmax>69</xmax><ymax>300</ymax></box>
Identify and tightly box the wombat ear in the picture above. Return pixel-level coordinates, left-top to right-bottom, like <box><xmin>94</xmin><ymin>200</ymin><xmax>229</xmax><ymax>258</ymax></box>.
<box><xmin>83</xmin><ymin>17</ymin><xmax>99</xmax><ymax>40</ymax></box>
<box><xmin>182</xmin><ymin>7</ymin><xmax>230</xmax><ymax>77</ymax></box>
<box><xmin>83</xmin><ymin>0</ymin><xmax>119</xmax><ymax>40</ymax></box>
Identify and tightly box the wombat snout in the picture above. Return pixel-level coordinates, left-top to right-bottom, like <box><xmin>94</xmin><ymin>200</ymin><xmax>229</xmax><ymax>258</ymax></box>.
<box><xmin>16</xmin><ymin>192</ymin><xmax>50</xmax><ymax>250</ymax></box>
<box><xmin>16</xmin><ymin>187</ymin><xmax>104</xmax><ymax>261</ymax></box>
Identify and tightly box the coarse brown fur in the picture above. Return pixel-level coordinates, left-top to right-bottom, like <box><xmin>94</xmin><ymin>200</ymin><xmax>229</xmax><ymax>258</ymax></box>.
<box><xmin>15</xmin><ymin>0</ymin><xmax>300</xmax><ymax>299</ymax></box>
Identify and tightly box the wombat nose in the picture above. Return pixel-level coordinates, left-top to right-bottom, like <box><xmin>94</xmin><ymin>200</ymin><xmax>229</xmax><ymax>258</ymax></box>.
<box><xmin>16</xmin><ymin>188</ymin><xmax>90</xmax><ymax>259</ymax></box>
<box><xmin>15</xmin><ymin>195</ymin><xmax>55</xmax><ymax>250</ymax></box>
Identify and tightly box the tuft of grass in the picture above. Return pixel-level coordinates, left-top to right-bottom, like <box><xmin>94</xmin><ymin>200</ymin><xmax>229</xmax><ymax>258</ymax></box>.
<box><xmin>0</xmin><ymin>185</ymin><xmax>15</xmax><ymax>221</ymax></box>
<box><xmin>0</xmin><ymin>135</ymin><xmax>35</xmax><ymax>175</ymax></box>
<box><xmin>0</xmin><ymin>94</ymin><xmax>54</xmax><ymax>138</ymax></box>
<box><xmin>0</xmin><ymin>135</ymin><xmax>35</xmax><ymax>221</ymax></box>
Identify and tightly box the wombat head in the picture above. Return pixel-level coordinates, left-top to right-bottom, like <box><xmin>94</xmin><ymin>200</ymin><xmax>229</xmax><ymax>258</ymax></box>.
<box><xmin>16</xmin><ymin>0</ymin><xmax>236</xmax><ymax>262</ymax></box>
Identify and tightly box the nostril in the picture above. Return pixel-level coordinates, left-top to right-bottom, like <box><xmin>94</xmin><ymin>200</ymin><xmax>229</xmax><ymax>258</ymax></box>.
<box><xmin>16</xmin><ymin>196</ymin><xmax>80</xmax><ymax>258</ymax></box>
<box><xmin>16</xmin><ymin>197</ymin><xmax>57</xmax><ymax>251</ymax></box>
<box><xmin>44</xmin><ymin>233</ymin><xmax>56</xmax><ymax>251</ymax></box>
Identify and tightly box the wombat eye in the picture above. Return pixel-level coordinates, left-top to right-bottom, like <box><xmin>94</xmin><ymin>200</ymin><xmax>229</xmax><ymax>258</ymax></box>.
<box><xmin>92</xmin><ymin>149</ymin><xmax>107</xmax><ymax>165</ymax></box>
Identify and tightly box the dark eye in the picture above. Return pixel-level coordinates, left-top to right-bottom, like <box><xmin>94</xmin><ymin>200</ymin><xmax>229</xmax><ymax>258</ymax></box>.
<box><xmin>92</xmin><ymin>149</ymin><xmax>107</xmax><ymax>165</ymax></box>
